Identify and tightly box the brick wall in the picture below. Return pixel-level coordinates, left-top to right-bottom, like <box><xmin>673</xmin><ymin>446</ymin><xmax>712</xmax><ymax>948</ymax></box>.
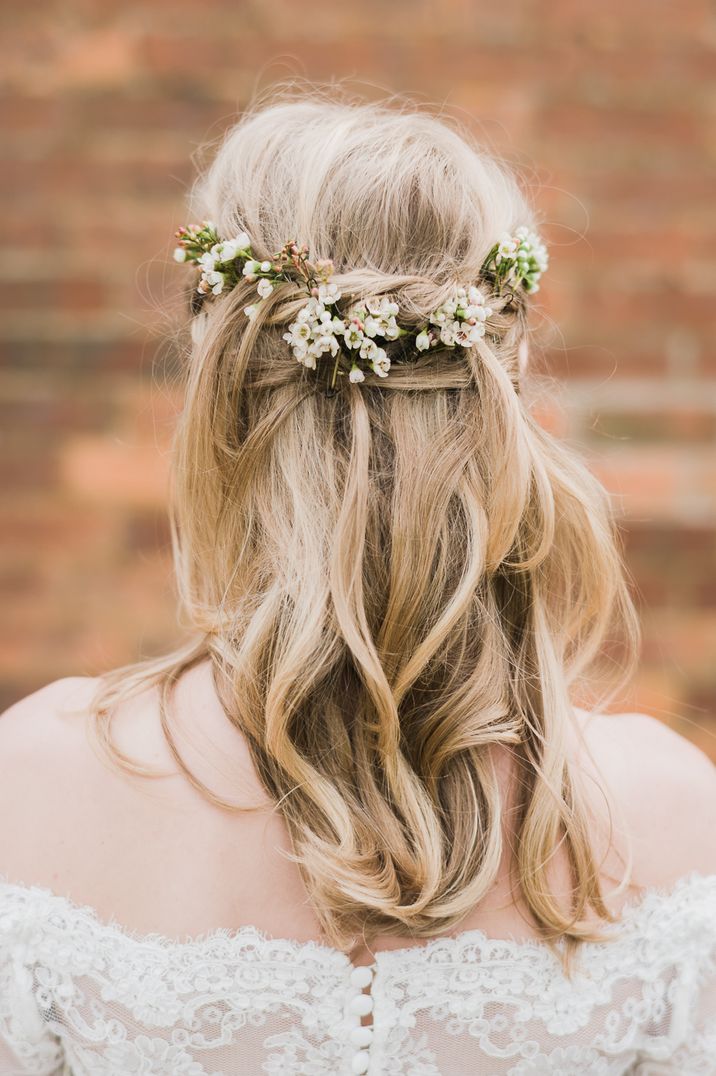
<box><xmin>2</xmin><ymin>0</ymin><xmax>714</xmax><ymax>758</ymax></box>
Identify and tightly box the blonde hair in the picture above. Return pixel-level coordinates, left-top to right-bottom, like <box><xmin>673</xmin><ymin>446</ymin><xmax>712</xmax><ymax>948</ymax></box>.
<box><xmin>88</xmin><ymin>86</ymin><xmax>641</xmax><ymax>976</ymax></box>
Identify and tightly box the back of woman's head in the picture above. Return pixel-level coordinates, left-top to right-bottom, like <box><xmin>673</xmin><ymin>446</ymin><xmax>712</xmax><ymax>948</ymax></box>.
<box><xmin>92</xmin><ymin>87</ymin><xmax>640</xmax><ymax>971</ymax></box>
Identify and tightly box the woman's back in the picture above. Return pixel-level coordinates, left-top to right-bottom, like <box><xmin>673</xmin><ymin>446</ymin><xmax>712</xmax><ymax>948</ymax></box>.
<box><xmin>2</xmin><ymin>92</ymin><xmax>715</xmax><ymax>1074</ymax></box>
<box><xmin>0</xmin><ymin>670</ymin><xmax>714</xmax><ymax>1073</ymax></box>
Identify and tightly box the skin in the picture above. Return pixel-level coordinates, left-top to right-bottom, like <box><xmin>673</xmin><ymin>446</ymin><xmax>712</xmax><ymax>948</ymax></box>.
<box><xmin>0</xmin><ymin>659</ymin><xmax>714</xmax><ymax>972</ymax></box>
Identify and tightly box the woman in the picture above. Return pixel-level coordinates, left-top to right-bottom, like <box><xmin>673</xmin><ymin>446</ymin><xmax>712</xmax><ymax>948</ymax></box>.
<box><xmin>0</xmin><ymin>89</ymin><xmax>714</xmax><ymax>1075</ymax></box>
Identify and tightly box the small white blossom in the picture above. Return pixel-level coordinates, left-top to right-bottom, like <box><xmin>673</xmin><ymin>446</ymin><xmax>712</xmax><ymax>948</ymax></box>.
<box><xmin>423</xmin><ymin>285</ymin><xmax>492</xmax><ymax>350</ymax></box>
<box><xmin>496</xmin><ymin>235</ymin><xmax>518</xmax><ymax>262</ymax></box>
<box><xmin>299</xmin><ymin>297</ymin><xmax>326</xmax><ymax>322</ymax></box>
<box><xmin>173</xmin><ymin>247</ymin><xmax>187</xmax><ymax>262</ymax></box>
<box><xmin>201</xmin><ymin>269</ymin><xmax>225</xmax><ymax>295</ymax></box>
<box><xmin>343</xmin><ymin>322</ymin><xmax>365</xmax><ymax>349</ymax></box>
<box><xmin>360</xmin><ymin>296</ymin><xmax>401</xmax><ymax>340</ymax></box>
<box><xmin>367</xmin><ymin>297</ymin><xmax>399</xmax><ymax>319</ymax></box>
<box><xmin>467</xmin><ymin>320</ymin><xmax>488</xmax><ymax>342</ymax></box>
<box><xmin>318</xmin><ymin>281</ymin><xmax>342</xmax><ymax>305</ymax></box>
<box><xmin>215</xmin><ymin>238</ymin><xmax>243</xmax><ymax>263</ymax></box>
<box><xmin>349</xmin><ymin>364</ymin><xmax>366</xmax><ymax>383</ymax></box>
<box><xmin>257</xmin><ymin>278</ymin><xmax>273</xmax><ymax>299</ymax></box>
<box><xmin>198</xmin><ymin>251</ymin><xmax>218</xmax><ymax>272</ymax></box>
<box><xmin>457</xmin><ymin>324</ymin><xmax>488</xmax><ymax>347</ymax></box>
<box><xmin>492</xmin><ymin>227</ymin><xmax>549</xmax><ymax>292</ymax></box>
<box><xmin>370</xmin><ymin>349</ymin><xmax>390</xmax><ymax>377</ymax></box>
<box><xmin>242</xmin><ymin>260</ymin><xmax>261</xmax><ymax>279</ymax></box>
<box><xmin>314</xmin><ymin>333</ymin><xmax>340</xmax><ymax>357</ymax></box>
<box><xmin>260</xmin><ymin>260</ymin><xmax>272</xmax><ymax>272</ymax></box>
<box><xmin>295</xmin><ymin>345</ymin><xmax>316</xmax><ymax>369</ymax></box>
<box><xmin>284</xmin><ymin>320</ymin><xmax>311</xmax><ymax>345</ymax></box>
<box><xmin>244</xmin><ymin>304</ymin><xmax>259</xmax><ymax>319</ymax></box>
<box><xmin>281</xmin><ymin>297</ymin><xmax>345</xmax><ymax>369</ymax></box>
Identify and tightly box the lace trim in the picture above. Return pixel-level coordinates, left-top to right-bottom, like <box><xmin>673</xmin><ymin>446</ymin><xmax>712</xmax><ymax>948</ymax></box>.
<box><xmin>0</xmin><ymin>868</ymin><xmax>714</xmax><ymax>968</ymax></box>
<box><xmin>0</xmin><ymin>871</ymin><xmax>714</xmax><ymax>1075</ymax></box>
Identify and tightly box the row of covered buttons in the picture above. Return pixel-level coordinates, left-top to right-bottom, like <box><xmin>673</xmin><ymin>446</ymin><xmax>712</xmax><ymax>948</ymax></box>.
<box><xmin>347</xmin><ymin>964</ymin><xmax>374</xmax><ymax>1073</ymax></box>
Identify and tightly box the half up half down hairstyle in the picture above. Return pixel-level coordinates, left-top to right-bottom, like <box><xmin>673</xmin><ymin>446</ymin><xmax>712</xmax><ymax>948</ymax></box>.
<box><xmin>88</xmin><ymin>86</ymin><xmax>641</xmax><ymax>977</ymax></box>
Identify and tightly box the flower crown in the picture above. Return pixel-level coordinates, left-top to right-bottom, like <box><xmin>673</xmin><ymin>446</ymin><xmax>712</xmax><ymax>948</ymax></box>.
<box><xmin>173</xmin><ymin>221</ymin><xmax>548</xmax><ymax>392</ymax></box>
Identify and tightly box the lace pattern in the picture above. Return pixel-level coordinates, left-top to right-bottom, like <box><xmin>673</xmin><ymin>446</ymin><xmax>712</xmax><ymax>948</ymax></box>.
<box><xmin>0</xmin><ymin>871</ymin><xmax>714</xmax><ymax>1074</ymax></box>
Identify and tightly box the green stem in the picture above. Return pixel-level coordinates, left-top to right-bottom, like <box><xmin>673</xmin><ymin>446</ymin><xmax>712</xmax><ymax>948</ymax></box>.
<box><xmin>330</xmin><ymin>350</ymin><xmax>341</xmax><ymax>390</ymax></box>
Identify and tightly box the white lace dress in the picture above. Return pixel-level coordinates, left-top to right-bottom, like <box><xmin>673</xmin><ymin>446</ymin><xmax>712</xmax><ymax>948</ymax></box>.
<box><xmin>0</xmin><ymin>871</ymin><xmax>714</xmax><ymax>1075</ymax></box>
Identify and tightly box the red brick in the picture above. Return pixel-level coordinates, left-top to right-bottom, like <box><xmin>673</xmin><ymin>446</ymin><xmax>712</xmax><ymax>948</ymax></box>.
<box><xmin>0</xmin><ymin>278</ymin><xmax>108</xmax><ymax>312</ymax></box>
<box><xmin>1</xmin><ymin>1</ymin><xmax>714</xmax><ymax>761</ymax></box>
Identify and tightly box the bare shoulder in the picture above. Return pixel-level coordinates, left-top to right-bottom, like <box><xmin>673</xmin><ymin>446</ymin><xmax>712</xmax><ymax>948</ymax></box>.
<box><xmin>0</xmin><ymin>676</ymin><xmax>107</xmax><ymax>885</ymax></box>
<box><xmin>572</xmin><ymin>707</ymin><xmax>716</xmax><ymax>888</ymax></box>
<box><xmin>0</xmin><ymin>676</ymin><xmax>102</xmax><ymax>758</ymax></box>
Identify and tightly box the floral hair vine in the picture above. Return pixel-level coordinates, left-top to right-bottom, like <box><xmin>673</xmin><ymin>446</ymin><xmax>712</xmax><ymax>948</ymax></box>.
<box><xmin>173</xmin><ymin>222</ymin><xmax>548</xmax><ymax>395</ymax></box>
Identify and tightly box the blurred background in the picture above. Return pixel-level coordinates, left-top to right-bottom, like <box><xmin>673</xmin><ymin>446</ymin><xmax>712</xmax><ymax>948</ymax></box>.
<box><xmin>1</xmin><ymin>1</ymin><xmax>714</xmax><ymax>758</ymax></box>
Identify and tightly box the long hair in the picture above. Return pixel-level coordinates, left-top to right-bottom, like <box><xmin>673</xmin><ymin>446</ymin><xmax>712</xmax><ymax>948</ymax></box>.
<box><xmin>87</xmin><ymin>87</ymin><xmax>641</xmax><ymax>976</ymax></box>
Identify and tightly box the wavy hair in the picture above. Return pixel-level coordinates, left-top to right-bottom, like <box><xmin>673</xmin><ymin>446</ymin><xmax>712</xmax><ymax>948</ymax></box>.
<box><xmin>87</xmin><ymin>86</ymin><xmax>641</xmax><ymax>976</ymax></box>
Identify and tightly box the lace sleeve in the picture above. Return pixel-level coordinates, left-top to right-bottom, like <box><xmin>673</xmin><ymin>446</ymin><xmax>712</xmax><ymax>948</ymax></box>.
<box><xmin>0</xmin><ymin>907</ymin><xmax>66</xmax><ymax>1075</ymax></box>
<box><xmin>633</xmin><ymin>874</ymin><xmax>716</xmax><ymax>1074</ymax></box>
<box><xmin>659</xmin><ymin>952</ymin><xmax>716</xmax><ymax>1074</ymax></box>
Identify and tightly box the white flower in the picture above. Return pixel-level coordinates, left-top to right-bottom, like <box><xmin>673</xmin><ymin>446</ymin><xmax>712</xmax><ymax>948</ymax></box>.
<box><xmin>233</xmin><ymin>231</ymin><xmax>250</xmax><ymax>249</ymax></box>
<box><xmin>496</xmin><ymin>234</ymin><xmax>518</xmax><ymax>262</ymax></box>
<box><xmin>467</xmin><ymin>321</ymin><xmax>488</xmax><ymax>342</ymax></box>
<box><xmin>492</xmin><ymin>227</ymin><xmax>549</xmax><ymax>291</ymax></box>
<box><xmin>244</xmin><ymin>304</ymin><xmax>259</xmax><ymax>319</ymax></box>
<box><xmin>349</xmin><ymin>364</ymin><xmax>365</xmax><ymax>383</ymax></box>
<box><xmin>257</xmin><ymin>278</ymin><xmax>273</xmax><ymax>299</ymax></box>
<box><xmin>260</xmin><ymin>260</ymin><xmax>271</xmax><ymax>272</ymax></box>
<box><xmin>284</xmin><ymin>320</ymin><xmax>311</xmax><ymax>345</ymax></box>
<box><xmin>318</xmin><ymin>281</ymin><xmax>342</xmax><ymax>305</ymax></box>
<box><xmin>198</xmin><ymin>251</ymin><xmax>217</xmax><ymax>272</ymax></box>
<box><xmin>281</xmin><ymin>298</ymin><xmax>345</xmax><ymax>368</ymax></box>
<box><xmin>314</xmin><ymin>333</ymin><xmax>340</xmax><ymax>357</ymax></box>
<box><xmin>242</xmin><ymin>259</ymin><xmax>260</xmax><ymax>279</ymax></box>
<box><xmin>173</xmin><ymin>247</ymin><xmax>187</xmax><ymax>262</ymax></box>
<box><xmin>371</xmin><ymin>349</ymin><xmax>390</xmax><ymax>377</ymax></box>
<box><xmin>299</xmin><ymin>297</ymin><xmax>326</xmax><ymax>321</ymax></box>
<box><xmin>215</xmin><ymin>239</ymin><xmax>242</xmax><ymax>263</ymax></box>
<box><xmin>343</xmin><ymin>322</ymin><xmax>364</xmax><ymax>349</ymax></box>
<box><xmin>360</xmin><ymin>296</ymin><xmax>401</xmax><ymax>340</ymax></box>
<box><xmin>422</xmin><ymin>284</ymin><xmax>492</xmax><ymax>350</ymax></box>
<box><xmin>365</xmin><ymin>296</ymin><xmax>399</xmax><ymax>319</ymax></box>
<box><xmin>201</xmin><ymin>269</ymin><xmax>225</xmax><ymax>295</ymax></box>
